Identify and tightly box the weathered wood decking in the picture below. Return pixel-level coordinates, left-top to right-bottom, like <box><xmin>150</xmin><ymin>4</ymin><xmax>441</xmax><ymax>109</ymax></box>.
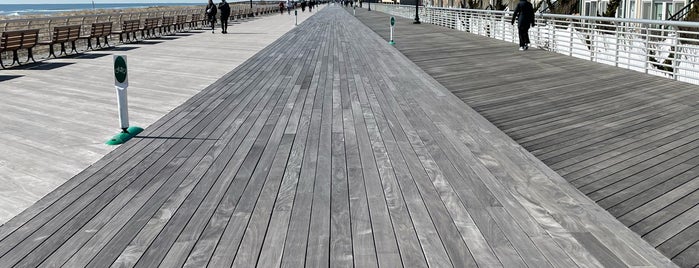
<box><xmin>0</xmin><ymin>7</ymin><xmax>674</xmax><ymax>267</ymax></box>
<box><xmin>353</xmin><ymin>7</ymin><xmax>698</xmax><ymax>267</ymax></box>
<box><xmin>0</xmin><ymin>10</ymin><xmax>315</xmax><ymax>225</ymax></box>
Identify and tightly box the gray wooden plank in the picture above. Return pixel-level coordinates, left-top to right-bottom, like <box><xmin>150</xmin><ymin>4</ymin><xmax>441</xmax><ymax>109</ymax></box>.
<box><xmin>658</xmin><ymin>222</ymin><xmax>699</xmax><ymax>260</ymax></box>
<box><xmin>329</xmin><ymin>29</ymin><xmax>353</xmax><ymax>267</ymax></box>
<box><xmin>570</xmin><ymin>232</ymin><xmax>627</xmax><ymax>268</ymax></box>
<box><xmin>672</xmin><ymin>241</ymin><xmax>699</xmax><ymax>268</ymax></box>
<box><xmin>629</xmin><ymin>189</ymin><xmax>699</xmax><ymax>235</ymax></box>
<box><xmin>304</xmin><ymin>23</ymin><xmax>334</xmax><ymax>267</ymax></box>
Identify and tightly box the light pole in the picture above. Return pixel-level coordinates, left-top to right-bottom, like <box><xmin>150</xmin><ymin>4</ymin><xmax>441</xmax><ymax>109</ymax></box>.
<box><xmin>368</xmin><ymin>0</ymin><xmax>371</xmax><ymax>11</ymax></box>
<box><xmin>413</xmin><ymin>0</ymin><xmax>420</xmax><ymax>24</ymax></box>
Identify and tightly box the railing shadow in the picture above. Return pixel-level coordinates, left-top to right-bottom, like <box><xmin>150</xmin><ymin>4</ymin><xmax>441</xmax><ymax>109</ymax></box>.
<box><xmin>10</xmin><ymin>62</ymin><xmax>74</xmax><ymax>70</ymax></box>
<box><xmin>134</xmin><ymin>135</ymin><xmax>219</xmax><ymax>141</ymax></box>
<box><xmin>0</xmin><ymin>75</ymin><xmax>23</xmax><ymax>82</ymax></box>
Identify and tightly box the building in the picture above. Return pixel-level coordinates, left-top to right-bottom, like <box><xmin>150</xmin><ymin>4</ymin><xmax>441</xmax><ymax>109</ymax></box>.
<box><xmin>581</xmin><ymin>0</ymin><xmax>692</xmax><ymax>19</ymax></box>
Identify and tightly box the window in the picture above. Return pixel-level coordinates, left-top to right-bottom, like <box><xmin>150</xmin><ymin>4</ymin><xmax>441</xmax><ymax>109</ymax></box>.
<box><xmin>642</xmin><ymin>1</ymin><xmax>652</xmax><ymax>19</ymax></box>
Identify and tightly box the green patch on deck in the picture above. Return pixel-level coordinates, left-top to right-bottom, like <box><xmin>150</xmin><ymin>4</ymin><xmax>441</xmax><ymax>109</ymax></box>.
<box><xmin>106</xmin><ymin>126</ymin><xmax>143</xmax><ymax>145</ymax></box>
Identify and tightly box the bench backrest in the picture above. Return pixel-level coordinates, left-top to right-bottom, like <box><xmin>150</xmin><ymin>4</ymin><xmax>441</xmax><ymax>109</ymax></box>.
<box><xmin>176</xmin><ymin>15</ymin><xmax>188</xmax><ymax>24</ymax></box>
<box><xmin>90</xmin><ymin>22</ymin><xmax>113</xmax><ymax>37</ymax></box>
<box><xmin>191</xmin><ymin>14</ymin><xmax>201</xmax><ymax>22</ymax></box>
<box><xmin>51</xmin><ymin>25</ymin><xmax>81</xmax><ymax>43</ymax></box>
<box><xmin>0</xmin><ymin>29</ymin><xmax>40</xmax><ymax>51</ymax></box>
<box><xmin>144</xmin><ymin>18</ymin><xmax>160</xmax><ymax>29</ymax></box>
<box><xmin>162</xmin><ymin>16</ymin><xmax>174</xmax><ymax>26</ymax></box>
<box><xmin>122</xmin><ymin>20</ymin><xmax>140</xmax><ymax>32</ymax></box>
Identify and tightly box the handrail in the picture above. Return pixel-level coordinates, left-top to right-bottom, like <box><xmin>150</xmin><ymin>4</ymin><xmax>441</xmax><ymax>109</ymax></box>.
<box><xmin>667</xmin><ymin>0</ymin><xmax>697</xmax><ymax>21</ymax></box>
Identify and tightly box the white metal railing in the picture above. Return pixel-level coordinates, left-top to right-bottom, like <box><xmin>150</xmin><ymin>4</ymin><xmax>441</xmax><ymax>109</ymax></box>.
<box><xmin>370</xmin><ymin>4</ymin><xmax>699</xmax><ymax>85</ymax></box>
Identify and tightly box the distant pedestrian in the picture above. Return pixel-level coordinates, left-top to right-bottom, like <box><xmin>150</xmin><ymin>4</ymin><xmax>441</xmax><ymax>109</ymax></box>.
<box><xmin>287</xmin><ymin>0</ymin><xmax>293</xmax><ymax>14</ymax></box>
<box><xmin>219</xmin><ymin>0</ymin><xmax>230</xmax><ymax>33</ymax></box>
<box><xmin>301</xmin><ymin>0</ymin><xmax>307</xmax><ymax>11</ymax></box>
<box><xmin>279</xmin><ymin>1</ymin><xmax>285</xmax><ymax>14</ymax></box>
<box><xmin>308</xmin><ymin>0</ymin><xmax>313</xmax><ymax>12</ymax></box>
<box><xmin>206</xmin><ymin>0</ymin><xmax>218</xmax><ymax>33</ymax></box>
<box><xmin>511</xmin><ymin>0</ymin><xmax>535</xmax><ymax>51</ymax></box>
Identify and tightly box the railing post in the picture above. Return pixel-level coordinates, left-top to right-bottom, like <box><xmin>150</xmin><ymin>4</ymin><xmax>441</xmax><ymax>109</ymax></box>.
<box><xmin>569</xmin><ymin>21</ymin><xmax>574</xmax><ymax>57</ymax></box>
<box><xmin>672</xmin><ymin>28</ymin><xmax>680</xmax><ymax>80</ymax></box>
<box><xmin>500</xmin><ymin>12</ymin><xmax>505</xmax><ymax>40</ymax></box>
<box><xmin>590</xmin><ymin>22</ymin><xmax>595</xmax><ymax>62</ymax></box>
<box><xmin>614</xmin><ymin>21</ymin><xmax>620</xmax><ymax>67</ymax></box>
<box><xmin>644</xmin><ymin>24</ymin><xmax>650</xmax><ymax>74</ymax></box>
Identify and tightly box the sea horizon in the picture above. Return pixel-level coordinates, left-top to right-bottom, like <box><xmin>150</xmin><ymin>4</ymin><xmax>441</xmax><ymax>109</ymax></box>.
<box><xmin>0</xmin><ymin>3</ymin><xmax>207</xmax><ymax>17</ymax></box>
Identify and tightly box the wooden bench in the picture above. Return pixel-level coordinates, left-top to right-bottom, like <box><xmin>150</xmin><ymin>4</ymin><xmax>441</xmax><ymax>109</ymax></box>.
<box><xmin>38</xmin><ymin>24</ymin><xmax>81</xmax><ymax>58</ymax></box>
<box><xmin>0</xmin><ymin>29</ymin><xmax>40</xmax><ymax>68</ymax></box>
<box><xmin>189</xmin><ymin>14</ymin><xmax>204</xmax><ymax>29</ymax></box>
<box><xmin>175</xmin><ymin>15</ymin><xmax>189</xmax><ymax>32</ymax></box>
<box><xmin>141</xmin><ymin>18</ymin><xmax>160</xmax><ymax>38</ymax></box>
<box><xmin>160</xmin><ymin>16</ymin><xmax>175</xmax><ymax>35</ymax></box>
<box><xmin>112</xmin><ymin>19</ymin><xmax>140</xmax><ymax>43</ymax></box>
<box><xmin>79</xmin><ymin>22</ymin><xmax>113</xmax><ymax>50</ymax></box>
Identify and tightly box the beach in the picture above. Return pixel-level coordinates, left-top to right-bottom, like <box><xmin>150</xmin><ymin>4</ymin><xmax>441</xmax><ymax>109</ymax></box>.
<box><xmin>0</xmin><ymin>3</ymin><xmax>203</xmax><ymax>19</ymax></box>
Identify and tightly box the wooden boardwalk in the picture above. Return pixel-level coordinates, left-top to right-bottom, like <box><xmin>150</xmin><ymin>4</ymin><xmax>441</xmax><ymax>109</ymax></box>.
<box><xmin>353</xmin><ymin>7</ymin><xmax>698</xmax><ymax>267</ymax></box>
<box><xmin>0</xmin><ymin>7</ymin><xmax>675</xmax><ymax>267</ymax></box>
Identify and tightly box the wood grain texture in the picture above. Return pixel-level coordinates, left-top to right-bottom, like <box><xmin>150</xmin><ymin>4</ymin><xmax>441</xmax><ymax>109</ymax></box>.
<box><xmin>0</xmin><ymin>6</ymin><xmax>676</xmax><ymax>268</ymax></box>
<box><xmin>353</xmin><ymin>6</ymin><xmax>697</xmax><ymax>267</ymax></box>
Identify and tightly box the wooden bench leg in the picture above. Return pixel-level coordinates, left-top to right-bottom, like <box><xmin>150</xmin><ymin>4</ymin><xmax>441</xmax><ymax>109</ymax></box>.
<box><xmin>11</xmin><ymin>50</ymin><xmax>20</xmax><ymax>65</ymax></box>
<box><xmin>70</xmin><ymin>41</ymin><xmax>78</xmax><ymax>54</ymax></box>
<box><xmin>27</xmin><ymin>48</ymin><xmax>36</xmax><ymax>63</ymax></box>
<box><xmin>47</xmin><ymin>44</ymin><xmax>57</xmax><ymax>58</ymax></box>
<box><xmin>86</xmin><ymin>38</ymin><xmax>94</xmax><ymax>50</ymax></box>
<box><xmin>103</xmin><ymin>36</ymin><xmax>110</xmax><ymax>47</ymax></box>
<box><xmin>59</xmin><ymin>43</ymin><xmax>67</xmax><ymax>56</ymax></box>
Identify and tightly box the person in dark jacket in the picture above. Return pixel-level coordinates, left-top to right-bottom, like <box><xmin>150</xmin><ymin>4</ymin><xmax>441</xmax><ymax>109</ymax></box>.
<box><xmin>511</xmin><ymin>0</ymin><xmax>535</xmax><ymax>50</ymax></box>
<box><xmin>219</xmin><ymin>0</ymin><xmax>230</xmax><ymax>33</ymax></box>
<box><xmin>206</xmin><ymin>0</ymin><xmax>217</xmax><ymax>33</ymax></box>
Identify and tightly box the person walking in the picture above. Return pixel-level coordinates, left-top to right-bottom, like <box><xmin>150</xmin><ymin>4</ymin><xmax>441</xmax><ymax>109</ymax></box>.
<box><xmin>279</xmin><ymin>1</ymin><xmax>285</xmax><ymax>14</ymax></box>
<box><xmin>301</xmin><ymin>0</ymin><xmax>307</xmax><ymax>12</ymax></box>
<box><xmin>287</xmin><ymin>0</ymin><xmax>293</xmax><ymax>14</ymax></box>
<box><xmin>206</xmin><ymin>0</ymin><xmax>217</xmax><ymax>33</ymax></box>
<box><xmin>219</xmin><ymin>0</ymin><xmax>230</xmax><ymax>33</ymax></box>
<box><xmin>511</xmin><ymin>0</ymin><xmax>535</xmax><ymax>51</ymax></box>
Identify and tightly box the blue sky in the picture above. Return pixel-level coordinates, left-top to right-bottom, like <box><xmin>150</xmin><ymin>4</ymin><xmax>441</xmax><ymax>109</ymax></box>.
<box><xmin>2</xmin><ymin>0</ymin><xmax>201</xmax><ymax>4</ymax></box>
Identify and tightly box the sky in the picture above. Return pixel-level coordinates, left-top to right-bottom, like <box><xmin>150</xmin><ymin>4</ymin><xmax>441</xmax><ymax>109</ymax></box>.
<box><xmin>2</xmin><ymin>0</ymin><xmax>201</xmax><ymax>4</ymax></box>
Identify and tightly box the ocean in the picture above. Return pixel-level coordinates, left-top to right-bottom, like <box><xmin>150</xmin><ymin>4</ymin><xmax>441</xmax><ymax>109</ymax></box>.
<box><xmin>0</xmin><ymin>3</ymin><xmax>204</xmax><ymax>17</ymax></box>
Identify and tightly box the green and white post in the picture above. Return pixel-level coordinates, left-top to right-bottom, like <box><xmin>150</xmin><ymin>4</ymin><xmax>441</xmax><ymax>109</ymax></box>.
<box><xmin>353</xmin><ymin>5</ymin><xmax>356</xmax><ymax>16</ymax></box>
<box><xmin>295</xmin><ymin>10</ymin><xmax>298</xmax><ymax>26</ymax></box>
<box><xmin>389</xmin><ymin>16</ymin><xmax>396</xmax><ymax>45</ymax></box>
<box><xmin>106</xmin><ymin>55</ymin><xmax>143</xmax><ymax>145</ymax></box>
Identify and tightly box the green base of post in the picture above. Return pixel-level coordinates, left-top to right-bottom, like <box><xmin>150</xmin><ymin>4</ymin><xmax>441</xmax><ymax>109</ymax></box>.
<box><xmin>389</xmin><ymin>40</ymin><xmax>395</xmax><ymax>45</ymax></box>
<box><xmin>106</xmin><ymin>126</ymin><xmax>144</xmax><ymax>145</ymax></box>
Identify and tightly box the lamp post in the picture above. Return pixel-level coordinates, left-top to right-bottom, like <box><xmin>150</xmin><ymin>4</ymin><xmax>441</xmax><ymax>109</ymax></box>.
<box><xmin>413</xmin><ymin>0</ymin><xmax>420</xmax><ymax>24</ymax></box>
